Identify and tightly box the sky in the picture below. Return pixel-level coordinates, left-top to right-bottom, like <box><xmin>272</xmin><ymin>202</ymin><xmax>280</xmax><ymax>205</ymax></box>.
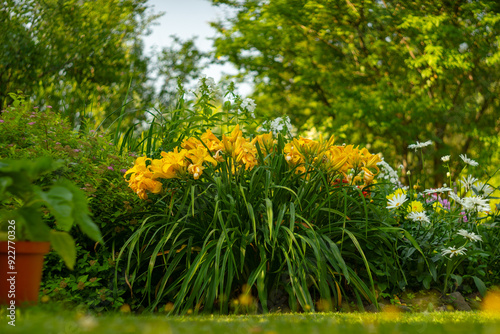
<box><xmin>143</xmin><ymin>0</ymin><xmax>252</xmax><ymax>95</ymax></box>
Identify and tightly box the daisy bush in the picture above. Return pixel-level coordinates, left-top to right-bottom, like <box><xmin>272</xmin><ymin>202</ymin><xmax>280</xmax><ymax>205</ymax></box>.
<box><xmin>377</xmin><ymin>141</ymin><xmax>500</xmax><ymax>295</ymax></box>
<box><xmin>116</xmin><ymin>79</ymin><xmax>419</xmax><ymax>314</ymax></box>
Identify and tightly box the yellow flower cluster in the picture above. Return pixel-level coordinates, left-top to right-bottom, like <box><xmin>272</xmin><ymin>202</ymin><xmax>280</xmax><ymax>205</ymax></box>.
<box><xmin>124</xmin><ymin>157</ymin><xmax>163</xmax><ymax>199</ymax></box>
<box><xmin>221</xmin><ymin>125</ymin><xmax>259</xmax><ymax>171</ymax></box>
<box><xmin>125</xmin><ymin>126</ymin><xmax>276</xmax><ymax>198</ymax></box>
<box><xmin>125</xmin><ymin>126</ymin><xmax>381</xmax><ymax>199</ymax></box>
<box><xmin>283</xmin><ymin>136</ymin><xmax>381</xmax><ymax>181</ymax></box>
<box><xmin>407</xmin><ymin>200</ymin><xmax>424</xmax><ymax>213</ymax></box>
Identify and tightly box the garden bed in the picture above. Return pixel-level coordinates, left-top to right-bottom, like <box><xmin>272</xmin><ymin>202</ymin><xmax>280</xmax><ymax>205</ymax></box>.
<box><xmin>1</xmin><ymin>83</ymin><xmax>499</xmax><ymax>316</ymax></box>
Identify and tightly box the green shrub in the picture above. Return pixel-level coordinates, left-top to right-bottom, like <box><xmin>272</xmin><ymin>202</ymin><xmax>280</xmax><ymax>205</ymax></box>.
<box><xmin>0</xmin><ymin>92</ymin><xmax>151</xmax><ymax>310</ymax></box>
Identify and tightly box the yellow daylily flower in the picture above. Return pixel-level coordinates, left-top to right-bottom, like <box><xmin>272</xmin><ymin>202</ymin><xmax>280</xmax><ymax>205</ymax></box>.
<box><xmin>251</xmin><ymin>132</ymin><xmax>275</xmax><ymax>153</ymax></box>
<box><xmin>201</xmin><ymin>129</ymin><xmax>223</xmax><ymax>152</ymax></box>
<box><xmin>181</xmin><ymin>137</ymin><xmax>203</xmax><ymax>150</ymax></box>
<box><xmin>124</xmin><ymin>156</ymin><xmax>164</xmax><ymax>199</ymax></box>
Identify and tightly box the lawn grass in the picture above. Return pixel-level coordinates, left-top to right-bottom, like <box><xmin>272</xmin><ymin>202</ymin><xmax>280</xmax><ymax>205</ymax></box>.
<box><xmin>1</xmin><ymin>305</ymin><xmax>500</xmax><ymax>334</ymax></box>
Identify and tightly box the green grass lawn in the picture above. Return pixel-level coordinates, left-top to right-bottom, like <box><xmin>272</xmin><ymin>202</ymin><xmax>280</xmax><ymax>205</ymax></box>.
<box><xmin>2</xmin><ymin>306</ymin><xmax>500</xmax><ymax>334</ymax></box>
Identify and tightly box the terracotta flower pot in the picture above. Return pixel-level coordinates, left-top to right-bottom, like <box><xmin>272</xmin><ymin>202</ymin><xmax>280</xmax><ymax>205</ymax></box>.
<box><xmin>0</xmin><ymin>241</ymin><xmax>51</xmax><ymax>305</ymax></box>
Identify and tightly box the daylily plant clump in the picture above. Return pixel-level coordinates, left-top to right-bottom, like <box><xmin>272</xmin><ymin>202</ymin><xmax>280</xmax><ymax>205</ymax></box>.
<box><xmin>117</xmin><ymin>79</ymin><xmax>402</xmax><ymax>314</ymax></box>
<box><xmin>116</xmin><ymin>79</ymin><xmax>499</xmax><ymax>314</ymax></box>
<box><xmin>124</xmin><ymin>125</ymin><xmax>382</xmax><ymax>200</ymax></box>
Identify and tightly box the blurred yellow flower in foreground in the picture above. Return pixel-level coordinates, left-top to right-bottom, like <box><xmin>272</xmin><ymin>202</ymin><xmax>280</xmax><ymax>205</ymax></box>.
<box><xmin>164</xmin><ymin>302</ymin><xmax>174</xmax><ymax>312</ymax></box>
<box><xmin>381</xmin><ymin>304</ymin><xmax>401</xmax><ymax>321</ymax></box>
<box><xmin>238</xmin><ymin>284</ymin><xmax>254</xmax><ymax>306</ymax></box>
<box><xmin>482</xmin><ymin>290</ymin><xmax>500</xmax><ymax>318</ymax></box>
<box><xmin>120</xmin><ymin>303</ymin><xmax>131</xmax><ymax>313</ymax></box>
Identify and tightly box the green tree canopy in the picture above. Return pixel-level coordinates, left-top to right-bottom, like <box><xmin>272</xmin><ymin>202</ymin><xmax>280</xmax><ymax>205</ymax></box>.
<box><xmin>0</xmin><ymin>0</ymin><xmax>160</xmax><ymax>124</ymax></box>
<box><xmin>210</xmin><ymin>0</ymin><xmax>500</xmax><ymax>182</ymax></box>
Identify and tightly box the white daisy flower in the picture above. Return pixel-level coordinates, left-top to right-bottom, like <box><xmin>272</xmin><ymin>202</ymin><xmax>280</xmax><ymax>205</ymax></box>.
<box><xmin>472</xmin><ymin>182</ymin><xmax>495</xmax><ymax>197</ymax></box>
<box><xmin>441</xmin><ymin>246</ymin><xmax>467</xmax><ymax>258</ymax></box>
<box><xmin>387</xmin><ymin>193</ymin><xmax>408</xmax><ymax>210</ymax></box>
<box><xmin>460</xmin><ymin>175</ymin><xmax>478</xmax><ymax>191</ymax></box>
<box><xmin>441</xmin><ymin>155</ymin><xmax>450</xmax><ymax>162</ymax></box>
<box><xmin>459</xmin><ymin>154</ymin><xmax>479</xmax><ymax>167</ymax></box>
<box><xmin>462</xmin><ymin>196</ymin><xmax>490</xmax><ymax>213</ymax></box>
<box><xmin>457</xmin><ymin>229</ymin><xmax>482</xmax><ymax>242</ymax></box>
<box><xmin>408</xmin><ymin>140</ymin><xmax>433</xmax><ymax>151</ymax></box>
<box><xmin>423</xmin><ymin>187</ymin><xmax>452</xmax><ymax>194</ymax></box>
<box><xmin>407</xmin><ymin>211</ymin><xmax>430</xmax><ymax>224</ymax></box>
<box><xmin>448</xmin><ymin>191</ymin><xmax>463</xmax><ymax>205</ymax></box>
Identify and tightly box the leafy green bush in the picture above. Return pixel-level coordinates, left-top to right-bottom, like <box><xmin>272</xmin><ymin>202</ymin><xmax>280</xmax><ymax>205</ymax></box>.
<box><xmin>39</xmin><ymin>244</ymin><xmax>128</xmax><ymax>311</ymax></box>
<box><xmin>0</xmin><ymin>93</ymin><xmax>151</xmax><ymax>310</ymax></box>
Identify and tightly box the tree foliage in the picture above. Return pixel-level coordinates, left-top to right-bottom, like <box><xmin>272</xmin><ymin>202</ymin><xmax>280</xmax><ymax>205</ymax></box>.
<box><xmin>154</xmin><ymin>36</ymin><xmax>208</xmax><ymax>107</ymax></box>
<box><xmin>0</xmin><ymin>0</ymin><xmax>160</xmax><ymax>125</ymax></box>
<box><xmin>210</xmin><ymin>0</ymin><xmax>500</xmax><ymax>182</ymax></box>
